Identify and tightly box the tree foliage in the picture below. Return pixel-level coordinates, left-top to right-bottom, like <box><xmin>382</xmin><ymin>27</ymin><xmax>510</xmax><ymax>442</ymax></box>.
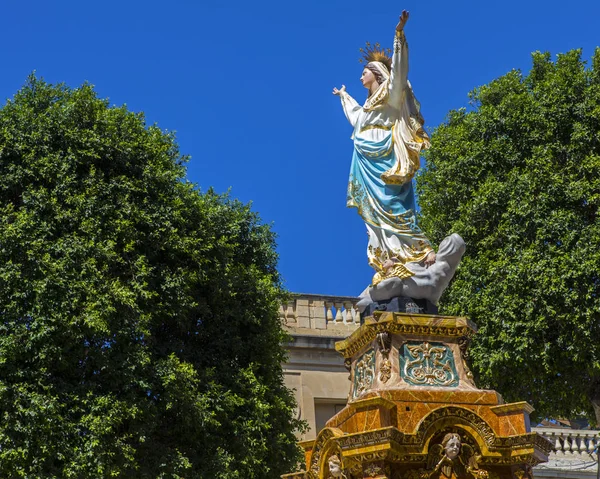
<box><xmin>418</xmin><ymin>49</ymin><xmax>600</xmax><ymax>424</ymax></box>
<box><xmin>0</xmin><ymin>76</ymin><xmax>303</xmax><ymax>477</ymax></box>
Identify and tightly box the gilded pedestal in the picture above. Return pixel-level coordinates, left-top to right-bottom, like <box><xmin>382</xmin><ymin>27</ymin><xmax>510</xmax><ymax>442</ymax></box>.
<box><xmin>282</xmin><ymin>312</ymin><xmax>552</xmax><ymax>479</ymax></box>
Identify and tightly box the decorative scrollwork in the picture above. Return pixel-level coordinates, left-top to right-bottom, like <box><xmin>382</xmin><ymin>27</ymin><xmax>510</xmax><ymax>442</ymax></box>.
<box><xmin>417</xmin><ymin>407</ymin><xmax>496</xmax><ymax>446</ymax></box>
<box><xmin>354</xmin><ymin>349</ymin><xmax>376</xmax><ymax>398</ymax></box>
<box><xmin>337</xmin><ymin>427</ymin><xmax>403</xmax><ymax>450</ymax></box>
<box><xmin>402</xmin><ymin>342</ymin><xmax>458</xmax><ymax>387</ymax></box>
<box><xmin>377</xmin><ymin>331</ymin><xmax>393</xmax><ymax>383</ymax></box>
<box><xmin>380</xmin><ymin>357</ymin><xmax>392</xmax><ymax>383</ymax></box>
<box><xmin>335</xmin><ymin>314</ymin><xmax>476</xmax><ymax>358</ymax></box>
<box><xmin>364</xmin><ymin>462</ymin><xmax>383</xmax><ymax>476</ymax></box>
<box><xmin>309</xmin><ymin>428</ymin><xmax>339</xmax><ymax>475</ymax></box>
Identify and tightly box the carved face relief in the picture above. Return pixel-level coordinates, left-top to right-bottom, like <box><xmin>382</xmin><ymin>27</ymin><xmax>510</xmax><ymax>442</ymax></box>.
<box><xmin>328</xmin><ymin>454</ymin><xmax>344</xmax><ymax>478</ymax></box>
<box><xmin>444</xmin><ymin>436</ymin><xmax>461</xmax><ymax>460</ymax></box>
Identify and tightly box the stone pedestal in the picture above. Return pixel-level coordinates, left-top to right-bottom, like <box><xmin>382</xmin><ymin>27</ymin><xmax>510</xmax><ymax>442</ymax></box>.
<box><xmin>282</xmin><ymin>311</ymin><xmax>553</xmax><ymax>479</ymax></box>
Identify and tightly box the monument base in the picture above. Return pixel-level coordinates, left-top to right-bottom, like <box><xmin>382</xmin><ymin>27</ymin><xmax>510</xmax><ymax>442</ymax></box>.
<box><xmin>360</xmin><ymin>296</ymin><xmax>438</xmax><ymax>320</ymax></box>
<box><xmin>282</xmin><ymin>312</ymin><xmax>552</xmax><ymax>479</ymax></box>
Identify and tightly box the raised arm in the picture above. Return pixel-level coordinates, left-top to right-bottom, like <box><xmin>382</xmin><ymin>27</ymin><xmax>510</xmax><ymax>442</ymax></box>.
<box><xmin>389</xmin><ymin>10</ymin><xmax>409</xmax><ymax>105</ymax></box>
<box><xmin>333</xmin><ymin>85</ymin><xmax>362</xmax><ymax>128</ymax></box>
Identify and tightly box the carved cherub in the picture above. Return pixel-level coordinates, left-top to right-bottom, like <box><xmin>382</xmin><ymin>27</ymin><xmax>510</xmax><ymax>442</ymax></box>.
<box><xmin>328</xmin><ymin>454</ymin><xmax>348</xmax><ymax>479</ymax></box>
<box><xmin>424</xmin><ymin>433</ymin><xmax>488</xmax><ymax>479</ymax></box>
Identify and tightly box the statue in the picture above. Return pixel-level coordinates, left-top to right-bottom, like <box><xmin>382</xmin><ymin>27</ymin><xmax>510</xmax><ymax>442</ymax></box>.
<box><xmin>430</xmin><ymin>434</ymin><xmax>488</xmax><ymax>479</ymax></box>
<box><xmin>333</xmin><ymin>11</ymin><xmax>464</xmax><ymax>306</ymax></box>
<box><xmin>327</xmin><ymin>454</ymin><xmax>347</xmax><ymax>479</ymax></box>
<box><xmin>405</xmin><ymin>433</ymin><xmax>489</xmax><ymax>479</ymax></box>
<box><xmin>357</xmin><ymin>233</ymin><xmax>466</xmax><ymax>311</ymax></box>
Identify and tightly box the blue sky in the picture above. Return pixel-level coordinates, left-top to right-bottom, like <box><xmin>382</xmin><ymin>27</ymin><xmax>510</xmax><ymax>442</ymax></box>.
<box><xmin>2</xmin><ymin>1</ymin><xmax>599</xmax><ymax>297</ymax></box>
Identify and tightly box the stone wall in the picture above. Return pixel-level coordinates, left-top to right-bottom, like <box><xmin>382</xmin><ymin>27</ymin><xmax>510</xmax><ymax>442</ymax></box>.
<box><xmin>281</xmin><ymin>294</ymin><xmax>359</xmax><ymax>438</ymax></box>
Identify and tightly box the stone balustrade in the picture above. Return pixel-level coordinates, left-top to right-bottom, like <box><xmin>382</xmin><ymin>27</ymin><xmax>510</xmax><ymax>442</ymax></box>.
<box><xmin>280</xmin><ymin>293</ymin><xmax>361</xmax><ymax>332</ymax></box>
<box><xmin>532</xmin><ymin>427</ymin><xmax>598</xmax><ymax>477</ymax></box>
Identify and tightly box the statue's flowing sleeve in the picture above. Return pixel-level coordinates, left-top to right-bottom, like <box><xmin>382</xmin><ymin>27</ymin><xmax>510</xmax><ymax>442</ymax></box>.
<box><xmin>339</xmin><ymin>91</ymin><xmax>361</xmax><ymax>128</ymax></box>
<box><xmin>380</xmin><ymin>29</ymin><xmax>431</xmax><ymax>186</ymax></box>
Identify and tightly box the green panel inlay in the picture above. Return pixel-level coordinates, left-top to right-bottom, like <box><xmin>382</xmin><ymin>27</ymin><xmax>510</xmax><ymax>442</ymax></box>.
<box><xmin>400</xmin><ymin>341</ymin><xmax>459</xmax><ymax>387</ymax></box>
<box><xmin>353</xmin><ymin>348</ymin><xmax>375</xmax><ymax>399</ymax></box>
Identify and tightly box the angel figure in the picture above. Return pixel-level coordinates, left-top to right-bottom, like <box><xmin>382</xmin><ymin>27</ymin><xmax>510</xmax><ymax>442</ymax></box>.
<box><xmin>328</xmin><ymin>454</ymin><xmax>348</xmax><ymax>479</ymax></box>
<box><xmin>424</xmin><ymin>433</ymin><xmax>489</xmax><ymax>479</ymax></box>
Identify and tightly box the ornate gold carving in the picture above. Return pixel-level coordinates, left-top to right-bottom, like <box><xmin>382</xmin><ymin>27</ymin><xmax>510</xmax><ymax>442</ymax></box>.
<box><xmin>359</xmin><ymin>451</ymin><xmax>388</xmax><ymax>462</ymax></box>
<box><xmin>416</xmin><ymin>408</ymin><xmax>552</xmax><ymax>466</ymax></box>
<box><xmin>327</xmin><ymin>454</ymin><xmax>348</xmax><ymax>479</ymax></box>
<box><xmin>337</xmin><ymin>427</ymin><xmax>403</xmax><ymax>450</ymax></box>
<box><xmin>491</xmin><ymin>433</ymin><xmax>554</xmax><ymax>456</ymax></box>
<box><xmin>364</xmin><ymin>462</ymin><xmax>383</xmax><ymax>476</ymax></box>
<box><xmin>345</xmin><ymin>457</ymin><xmax>364</xmax><ymax>476</ymax></box>
<box><xmin>418</xmin><ymin>407</ymin><xmax>496</xmax><ymax>447</ymax></box>
<box><xmin>309</xmin><ymin>428</ymin><xmax>340</xmax><ymax>475</ymax></box>
<box><xmin>311</xmin><ymin>450</ymin><xmax>321</xmax><ymax>475</ymax></box>
<box><xmin>380</xmin><ymin>357</ymin><xmax>392</xmax><ymax>383</ymax></box>
<box><xmin>403</xmin><ymin>432</ymin><xmax>489</xmax><ymax>479</ymax></box>
<box><xmin>335</xmin><ymin>314</ymin><xmax>476</xmax><ymax>359</ymax></box>
<box><xmin>336</xmin><ymin>406</ymin><xmax>548</xmax><ymax>462</ymax></box>
<box><xmin>387</xmin><ymin>452</ymin><xmax>428</xmax><ymax>463</ymax></box>
<box><xmin>372</xmin><ymin>261</ymin><xmax>415</xmax><ymax>286</ymax></box>
<box><xmin>403</xmin><ymin>342</ymin><xmax>457</xmax><ymax>387</ymax></box>
<box><xmin>457</xmin><ymin>336</ymin><xmax>476</xmax><ymax>386</ymax></box>
<box><xmin>513</xmin><ymin>465</ymin><xmax>534</xmax><ymax>479</ymax></box>
<box><xmin>367</xmin><ymin>238</ymin><xmax>434</xmax><ymax>286</ymax></box>
<box><xmin>354</xmin><ymin>349</ymin><xmax>376</xmax><ymax>398</ymax></box>
<box><xmin>377</xmin><ymin>331</ymin><xmax>393</xmax><ymax>383</ymax></box>
<box><xmin>479</xmin><ymin>455</ymin><xmax>544</xmax><ymax>467</ymax></box>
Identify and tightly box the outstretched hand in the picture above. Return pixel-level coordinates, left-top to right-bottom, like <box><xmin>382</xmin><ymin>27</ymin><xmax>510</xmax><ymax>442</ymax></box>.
<box><xmin>332</xmin><ymin>85</ymin><xmax>346</xmax><ymax>96</ymax></box>
<box><xmin>396</xmin><ymin>10</ymin><xmax>409</xmax><ymax>32</ymax></box>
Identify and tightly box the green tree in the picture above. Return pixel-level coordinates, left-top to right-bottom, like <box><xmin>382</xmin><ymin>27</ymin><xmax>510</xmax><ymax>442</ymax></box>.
<box><xmin>0</xmin><ymin>76</ymin><xmax>303</xmax><ymax>478</ymax></box>
<box><xmin>417</xmin><ymin>49</ymin><xmax>600</xmax><ymax>425</ymax></box>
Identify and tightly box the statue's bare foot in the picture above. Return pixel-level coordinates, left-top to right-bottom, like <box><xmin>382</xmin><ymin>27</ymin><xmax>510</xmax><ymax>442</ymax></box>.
<box><xmin>424</xmin><ymin>251</ymin><xmax>437</xmax><ymax>268</ymax></box>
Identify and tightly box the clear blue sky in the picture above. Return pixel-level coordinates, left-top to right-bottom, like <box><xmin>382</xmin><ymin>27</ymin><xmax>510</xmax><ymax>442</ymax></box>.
<box><xmin>2</xmin><ymin>1</ymin><xmax>599</xmax><ymax>297</ymax></box>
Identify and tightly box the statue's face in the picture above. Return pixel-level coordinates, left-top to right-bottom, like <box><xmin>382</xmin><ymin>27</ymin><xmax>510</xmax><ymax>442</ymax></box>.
<box><xmin>329</xmin><ymin>459</ymin><xmax>341</xmax><ymax>474</ymax></box>
<box><xmin>445</xmin><ymin>437</ymin><xmax>461</xmax><ymax>459</ymax></box>
<box><xmin>360</xmin><ymin>68</ymin><xmax>376</xmax><ymax>89</ymax></box>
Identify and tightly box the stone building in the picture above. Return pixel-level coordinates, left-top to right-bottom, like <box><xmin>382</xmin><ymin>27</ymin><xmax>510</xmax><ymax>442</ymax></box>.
<box><xmin>281</xmin><ymin>294</ymin><xmax>599</xmax><ymax>479</ymax></box>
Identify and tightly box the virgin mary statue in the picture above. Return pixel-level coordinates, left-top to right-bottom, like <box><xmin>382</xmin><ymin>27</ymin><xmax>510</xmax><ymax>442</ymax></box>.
<box><xmin>333</xmin><ymin>10</ymin><xmax>437</xmax><ymax>288</ymax></box>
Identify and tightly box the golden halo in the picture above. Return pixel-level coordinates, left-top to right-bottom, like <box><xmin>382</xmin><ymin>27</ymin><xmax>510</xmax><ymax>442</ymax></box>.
<box><xmin>359</xmin><ymin>42</ymin><xmax>392</xmax><ymax>72</ymax></box>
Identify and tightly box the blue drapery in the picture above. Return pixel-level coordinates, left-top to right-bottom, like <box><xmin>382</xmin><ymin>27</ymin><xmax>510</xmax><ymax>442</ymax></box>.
<box><xmin>346</xmin><ymin>131</ymin><xmax>419</xmax><ymax>237</ymax></box>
